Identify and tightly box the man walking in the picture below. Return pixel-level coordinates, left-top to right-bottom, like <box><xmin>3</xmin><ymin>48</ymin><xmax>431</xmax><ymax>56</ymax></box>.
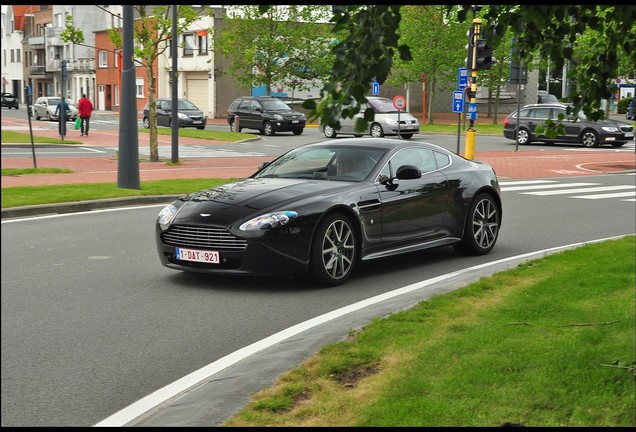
<box><xmin>54</xmin><ymin>96</ymin><xmax>70</xmax><ymax>138</ymax></box>
<box><xmin>78</xmin><ymin>93</ymin><xmax>93</xmax><ymax>136</ymax></box>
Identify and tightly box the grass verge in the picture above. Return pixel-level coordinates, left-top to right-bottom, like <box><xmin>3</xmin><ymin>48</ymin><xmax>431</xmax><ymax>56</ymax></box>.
<box><xmin>225</xmin><ymin>236</ymin><xmax>635</xmax><ymax>427</ymax></box>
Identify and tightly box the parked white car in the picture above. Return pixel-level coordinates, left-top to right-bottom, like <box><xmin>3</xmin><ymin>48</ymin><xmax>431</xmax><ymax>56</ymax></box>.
<box><xmin>319</xmin><ymin>96</ymin><xmax>421</xmax><ymax>139</ymax></box>
<box><xmin>30</xmin><ymin>96</ymin><xmax>78</xmax><ymax>121</ymax></box>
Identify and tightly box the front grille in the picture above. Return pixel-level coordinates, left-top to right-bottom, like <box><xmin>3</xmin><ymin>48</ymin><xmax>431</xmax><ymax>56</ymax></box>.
<box><xmin>619</xmin><ymin>125</ymin><xmax>633</xmax><ymax>133</ymax></box>
<box><xmin>162</xmin><ymin>225</ymin><xmax>247</xmax><ymax>251</ymax></box>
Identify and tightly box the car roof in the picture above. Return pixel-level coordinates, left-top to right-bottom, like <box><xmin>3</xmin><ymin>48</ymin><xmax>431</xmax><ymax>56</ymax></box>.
<box><xmin>520</xmin><ymin>103</ymin><xmax>568</xmax><ymax>109</ymax></box>
<box><xmin>308</xmin><ymin>137</ymin><xmax>451</xmax><ymax>154</ymax></box>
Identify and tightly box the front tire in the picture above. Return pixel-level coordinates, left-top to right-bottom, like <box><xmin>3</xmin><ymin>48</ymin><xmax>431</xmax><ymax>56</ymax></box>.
<box><xmin>263</xmin><ymin>121</ymin><xmax>275</xmax><ymax>136</ymax></box>
<box><xmin>453</xmin><ymin>193</ymin><xmax>500</xmax><ymax>256</ymax></box>
<box><xmin>309</xmin><ymin>213</ymin><xmax>357</xmax><ymax>286</ymax></box>
<box><xmin>580</xmin><ymin>130</ymin><xmax>599</xmax><ymax>147</ymax></box>
<box><xmin>323</xmin><ymin>125</ymin><xmax>337</xmax><ymax>138</ymax></box>
<box><xmin>370</xmin><ymin>123</ymin><xmax>385</xmax><ymax>138</ymax></box>
<box><xmin>293</xmin><ymin>129</ymin><xmax>303</xmax><ymax>136</ymax></box>
<box><xmin>400</xmin><ymin>133</ymin><xmax>413</xmax><ymax>139</ymax></box>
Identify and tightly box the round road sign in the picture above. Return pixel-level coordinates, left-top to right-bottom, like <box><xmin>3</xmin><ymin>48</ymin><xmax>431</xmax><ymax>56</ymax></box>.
<box><xmin>392</xmin><ymin>95</ymin><xmax>406</xmax><ymax>110</ymax></box>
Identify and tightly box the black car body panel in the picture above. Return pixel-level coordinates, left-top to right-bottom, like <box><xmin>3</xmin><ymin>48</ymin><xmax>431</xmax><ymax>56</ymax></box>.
<box><xmin>1</xmin><ymin>92</ymin><xmax>19</xmax><ymax>109</ymax></box>
<box><xmin>226</xmin><ymin>96</ymin><xmax>306</xmax><ymax>135</ymax></box>
<box><xmin>503</xmin><ymin>103</ymin><xmax>634</xmax><ymax>147</ymax></box>
<box><xmin>142</xmin><ymin>98</ymin><xmax>207</xmax><ymax>129</ymax></box>
<box><xmin>155</xmin><ymin>139</ymin><xmax>502</xmax><ymax>286</ymax></box>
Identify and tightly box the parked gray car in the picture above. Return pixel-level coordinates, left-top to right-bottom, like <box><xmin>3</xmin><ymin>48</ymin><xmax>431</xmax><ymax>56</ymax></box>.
<box><xmin>319</xmin><ymin>96</ymin><xmax>421</xmax><ymax>139</ymax></box>
<box><xmin>30</xmin><ymin>96</ymin><xmax>78</xmax><ymax>121</ymax></box>
<box><xmin>503</xmin><ymin>103</ymin><xmax>634</xmax><ymax>147</ymax></box>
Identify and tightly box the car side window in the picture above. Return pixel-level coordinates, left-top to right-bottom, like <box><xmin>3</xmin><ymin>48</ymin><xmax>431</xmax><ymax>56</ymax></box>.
<box><xmin>250</xmin><ymin>100</ymin><xmax>262</xmax><ymax>111</ymax></box>
<box><xmin>237</xmin><ymin>99</ymin><xmax>251</xmax><ymax>110</ymax></box>
<box><xmin>388</xmin><ymin>148</ymin><xmax>436</xmax><ymax>176</ymax></box>
<box><xmin>533</xmin><ymin>108</ymin><xmax>551</xmax><ymax>119</ymax></box>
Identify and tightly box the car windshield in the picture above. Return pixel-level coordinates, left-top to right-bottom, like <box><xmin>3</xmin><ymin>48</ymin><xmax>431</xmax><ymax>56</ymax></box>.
<box><xmin>368</xmin><ymin>97</ymin><xmax>408</xmax><ymax>114</ymax></box>
<box><xmin>254</xmin><ymin>146</ymin><xmax>387</xmax><ymax>182</ymax></box>
<box><xmin>178</xmin><ymin>99</ymin><xmax>199</xmax><ymax>110</ymax></box>
<box><xmin>48</xmin><ymin>97</ymin><xmax>62</xmax><ymax>105</ymax></box>
<box><xmin>261</xmin><ymin>99</ymin><xmax>292</xmax><ymax>111</ymax></box>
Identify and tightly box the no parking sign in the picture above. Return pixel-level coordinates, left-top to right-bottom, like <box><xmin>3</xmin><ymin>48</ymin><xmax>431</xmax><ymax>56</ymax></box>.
<box><xmin>392</xmin><ymin>95</ymin><xmax>406</xmax><ymax>110</ymax></box>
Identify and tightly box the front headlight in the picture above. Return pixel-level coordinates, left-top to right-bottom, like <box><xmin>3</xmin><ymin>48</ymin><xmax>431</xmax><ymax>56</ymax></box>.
<box><xmin>239</xmin><ymin>211</ymin><xmax>298</xmax><ymax>231</ymax></box>
<box><xmin>274</xmin><ymin>114</ymin><xmax>285</xmax><ymax>120</ymax></box>
<box><xmin>385</xmin><ymin>118</ymin><xmax>399</xmax><ymax>126</ymax></box>
<box><xmin>178</xmin><ymin>112</ymin><xmax>189</xmax><ymax>120</ymax></box>
<box><xmin>601</xmin><ymin>126</ymin><xmax>619</xmax><ymax>133</ymax></box>
<box><xmin>157</xmin><ymin>204</ymin><xmax>179</xmax><ymax>229</ymax></box>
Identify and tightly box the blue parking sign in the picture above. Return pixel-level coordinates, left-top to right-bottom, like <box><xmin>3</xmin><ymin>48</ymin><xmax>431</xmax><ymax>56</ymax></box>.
<box><xmin>452</xmin><ymin>90</ymin><xmax>464</xmax><ymax>113</ymax></box>
<box><xmin>458</xmin><ymin>67</ymin><xmax>468</xmax><ymax>90</ymax></box>
<box><xmin>372</xmin><ymin>81</ymin><xmax>379</xmax><ymax>96</ymax></box>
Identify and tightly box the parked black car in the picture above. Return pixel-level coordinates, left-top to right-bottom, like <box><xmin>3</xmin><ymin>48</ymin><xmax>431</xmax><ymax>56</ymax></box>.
<box><xmin>1</xmin><ymin>92</ymin><xmax>19</xmax><ymax>109</ymax></box>
<box><xmin>155</xmin><ymin>138</ymin><xmax>502</xmax><ymax>286</ymax></box>
<box><xmin>226</xmin><ymin>96</ymin><xmax>306</xmax><ymax>136</ymax></box>
<box><xmin>503</xmin><ymin>103</ymin><xmax>634</xmax><ymax>147</ymax></box>
<box><xmin>142</xmin><ymin>98</ymin><xmax>207</xmax><ymax>130</ymax></box>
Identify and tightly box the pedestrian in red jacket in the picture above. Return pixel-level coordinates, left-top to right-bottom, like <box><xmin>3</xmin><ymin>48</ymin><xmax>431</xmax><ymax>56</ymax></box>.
<box><xmin>78</xmin><ymin>94</ymin><xmax>93</xmax><ymax>136</ymax></box>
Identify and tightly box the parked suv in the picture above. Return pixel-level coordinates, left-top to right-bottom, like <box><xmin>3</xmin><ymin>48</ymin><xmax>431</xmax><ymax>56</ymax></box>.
<box><xmin>503</xmin><ymin>103</ymin><xmax>634</xmax><ymax>147</ymax></box>
<box><xmin>318</xmin><ymin>96</ymin><xmax>420</xmax><ymax>139</ymax></box>
<box><xmin>227</xmin><ymin>96</ymin><xmax>306</xmax><ymax>135</ymax></box>
<box><xmin>142</xmin><ymin>98</ymin><xmax>207</xmax><ymax>130</ymax></box>
<box><xmin>1</xmin><ymin>92</ymin><xmax>19</xmax><ymax>109</ymax></box>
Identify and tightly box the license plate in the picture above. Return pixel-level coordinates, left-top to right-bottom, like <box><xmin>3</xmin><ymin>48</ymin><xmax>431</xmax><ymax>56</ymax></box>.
<box><xmin>625</xmin><ymin>132</ymin><xmax>634</xmax><ymax>138</ymax></box>
<box><xmin>292</xmin><ymin>120</ymin><xmax>299</xmax><ymax>123</ymax></box>
<box><xmin>193</xmin><ymin>120</ymin><xmax>202</xmax><ymax>124</ymax></box>
<box><xmin>175</xmin><ymin>247</ymin><xmax>219</xmax><ymax>264</ymax></box>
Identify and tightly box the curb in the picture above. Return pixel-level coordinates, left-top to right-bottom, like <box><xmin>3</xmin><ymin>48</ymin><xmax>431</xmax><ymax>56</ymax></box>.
<box><xmin>1</xmin><ymin>195</ymin><xmax>182</xmax><ymax>219</ymax></box>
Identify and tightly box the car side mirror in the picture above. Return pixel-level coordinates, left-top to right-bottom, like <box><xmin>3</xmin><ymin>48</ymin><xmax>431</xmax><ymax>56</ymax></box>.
<box><xmin>254</xmin><ymin>106</ymin><xmax>262</xmax><ymax>112</ymax></box>
<box><xmin>396</xmin><ymin>165</ymin><xmax>422</xmax><ymax>180</ymax></box>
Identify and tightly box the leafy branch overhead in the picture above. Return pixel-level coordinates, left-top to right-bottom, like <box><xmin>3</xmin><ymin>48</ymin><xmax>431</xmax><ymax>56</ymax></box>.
<box><xmin>301</xmin><ymin>5</ymin><xmax>635</xmax><ymax>131</ymax></box>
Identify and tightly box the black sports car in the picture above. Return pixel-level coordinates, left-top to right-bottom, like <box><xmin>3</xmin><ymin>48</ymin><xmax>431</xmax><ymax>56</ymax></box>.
<box><xmin>155</xmin><ymin>139</ymin><xmax>502</xmax><ymax>286</ymax></box>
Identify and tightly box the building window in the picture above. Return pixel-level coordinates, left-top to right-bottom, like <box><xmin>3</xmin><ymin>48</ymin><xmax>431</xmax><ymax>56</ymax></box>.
<box><xmin>183</xmin><ymin>34</ymin><xmax>195</xmax><ymax>57</ymax></box>
<box><xmin>10</xmin><ymin>49</ymin><xmax>14</xmax><ymax>62</ymax></box>
<box><xmin>197</xmin><ymin>30</ymin><xmax>208</xmax><ymax>55</ymax></box>
<box><xmin>99</xmin><ymin>51</ymin><xmax>108</xmax><ymax>68</ymax></box>
<box><xmin>135</xmin><ymin>78</ymin><xmax>144</xmax><ymax>98</ymax></box>
<box><xmin>16</xmin><ymin>49</ymin><xmax>21</xmax><ymax>63</ymax></box>
<box><xmin>114</xmin><ymin>84</ymin><xmax>119</xmax><ymax>106</ymax></box>
<box><xmin>114</xmin><ymin>49</ymin><xmax>121</xmax><ymax>69</ymax></box>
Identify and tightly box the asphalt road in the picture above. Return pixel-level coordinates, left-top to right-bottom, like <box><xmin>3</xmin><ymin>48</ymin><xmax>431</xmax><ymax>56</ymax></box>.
<box><xmin>2</xmin><ymin>172</ymin><xmax>634</xmax><ymax>427</ymax></box>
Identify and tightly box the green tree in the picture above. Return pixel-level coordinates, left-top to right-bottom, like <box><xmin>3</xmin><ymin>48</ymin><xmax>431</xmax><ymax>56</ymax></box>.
<box><xmin>302</xmin><ymin>5</ymin><xmax>636</xmax><ymax>131</ymax></box>
<box><xmin>389</xmin><ymin>5</ymin><xmax>467</xmax><ymax>125</ymax></box>
<box><xmin>62</xmin><ymin>5</ymin><xmax>203</xmax><ymax>162</ymax></box>
<box><xmin>213</xmin><ymin>5</ymin><xmax>335</xmax><ymax>97</ymax></box>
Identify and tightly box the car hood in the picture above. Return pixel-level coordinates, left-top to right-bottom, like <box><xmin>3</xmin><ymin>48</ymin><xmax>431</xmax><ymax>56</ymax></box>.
<box><xmin>173</xmin><ymin>178</ymin><xmax>352</xmax><ymax>225</ymax></box>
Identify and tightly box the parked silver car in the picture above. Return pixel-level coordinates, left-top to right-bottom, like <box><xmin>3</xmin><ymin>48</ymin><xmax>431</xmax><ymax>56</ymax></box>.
<box><xmin>319</xmin><ymin>96</ymin><xmax>421</xmax><ymax>139</ymax></box>
<box><xmin>30</xmin><ymin>96</ymin><xmax>78</xmax><ymax>121</ymax></box>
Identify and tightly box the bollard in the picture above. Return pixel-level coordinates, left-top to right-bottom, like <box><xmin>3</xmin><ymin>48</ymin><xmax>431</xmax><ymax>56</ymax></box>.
<box><xmin>234</xmin><ymin>115</ymin><xmax>240</xmax><ymax>132</ymax></box>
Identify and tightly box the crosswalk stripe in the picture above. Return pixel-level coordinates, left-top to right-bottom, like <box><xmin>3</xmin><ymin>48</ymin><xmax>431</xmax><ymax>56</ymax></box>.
<box><xmin>501</xmin><ymin>182</ymin><xmax>597</xmax><ymax>192</ymax></box>
<box><xmin>523</xmin><ymin>185</ymin><xmax>635</xmax><ymax>196</ymax></box>
<box><xmin>571</xmin><ymin>191</ymin><xmax>636</xmax><ymax>199</ymax></box>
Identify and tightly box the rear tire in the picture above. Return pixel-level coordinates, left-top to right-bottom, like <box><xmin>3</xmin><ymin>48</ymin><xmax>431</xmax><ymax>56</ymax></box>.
<box><xmin>453</xmin><ymin>193</ymin><xmax>500</xmax><ymax>256</ymax></box>
<box><xmin>516</xmin><ymin>128</ymin><xmax>531</xmax><ymax>145</ymax></box>
<box><xmin>309</xmin><ymin>213</ymin><xmax>357</xmax><ymax>286</ymax></box>
<box><xmin>323</xmin><ymin>125</ymin><xmax>337</xmax><ymax>138</ymax></box>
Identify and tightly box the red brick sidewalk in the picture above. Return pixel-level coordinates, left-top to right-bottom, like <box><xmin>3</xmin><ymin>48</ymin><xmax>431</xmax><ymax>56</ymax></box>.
<box><xmin>2</xmin><ymin>114</ymin><xmax>634</xmax><ymax>187</ymax></box>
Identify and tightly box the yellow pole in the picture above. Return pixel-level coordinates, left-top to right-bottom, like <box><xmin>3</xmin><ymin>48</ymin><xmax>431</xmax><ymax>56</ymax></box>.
<box><xmin>465</xmin><ymin>18</ymin><xmax>481</xmax><ymax>160</ymax></box>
